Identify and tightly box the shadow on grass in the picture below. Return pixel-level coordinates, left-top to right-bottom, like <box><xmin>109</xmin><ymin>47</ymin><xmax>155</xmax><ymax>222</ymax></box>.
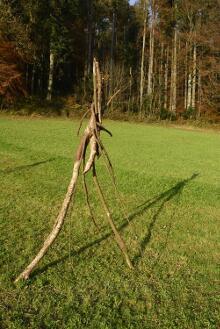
<box><xmin>1</xmin><ymin>158</ymin><xmax>56</xmax><ymax>174</ymax></box>
<box><xmin>32</xmin><ymin>173</ymin><xmax>199</xmax><ymax>279</ymax></box>
<box><xmin>132</xmin><ymin>173</ymin><xmax>199</xmax><ymax>264</ymax></box>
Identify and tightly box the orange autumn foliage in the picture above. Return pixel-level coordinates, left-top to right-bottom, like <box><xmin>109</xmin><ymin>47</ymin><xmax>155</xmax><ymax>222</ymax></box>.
<box><xmin>0</xmin><ymin>41</ymin><xmax>26</xmax><ymax>103</ymax></box>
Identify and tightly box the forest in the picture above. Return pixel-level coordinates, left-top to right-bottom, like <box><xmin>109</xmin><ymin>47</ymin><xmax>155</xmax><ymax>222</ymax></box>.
<box><xmin>0</xmin><ymin>0</ymin><xmax>220</xmax><ymax>121</ymax></box>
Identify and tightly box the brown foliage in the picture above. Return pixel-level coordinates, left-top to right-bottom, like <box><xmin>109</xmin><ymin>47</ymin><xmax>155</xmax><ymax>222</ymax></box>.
<box><xmin>0</xmin><ymin>41</ymin><xmax>26</xmax><ymax>103</ymax></box>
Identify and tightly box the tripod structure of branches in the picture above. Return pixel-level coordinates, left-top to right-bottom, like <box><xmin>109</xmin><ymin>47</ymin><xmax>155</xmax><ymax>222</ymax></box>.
<box><xmin>15</xmin><ymin>58</ymin><xmax>133</xmax><ymax>283</ymax></box>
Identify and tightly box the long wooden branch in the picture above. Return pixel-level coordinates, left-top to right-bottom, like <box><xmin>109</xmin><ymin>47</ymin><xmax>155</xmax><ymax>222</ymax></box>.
<box><xmin>92</xmin><ymin>164</ymin><xmax>133</xmax><ymax>270</ymax></box>
<box><xmin>14</xmin><ymin>122</ymin><xmax>92</xmax><ymax>282</ymax></box>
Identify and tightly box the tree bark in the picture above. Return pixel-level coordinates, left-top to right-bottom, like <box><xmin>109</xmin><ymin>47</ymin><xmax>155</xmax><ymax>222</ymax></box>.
<box><xmin>87</xmin><ymin>0</ymin><xmax>93</xmax><ymax>76</ymax></box>
<box><xmin>109</xmin><ymin>11</ymin><xmax>116</xmax><ymax>101</ymax></box>
<box><xmin>191</xmin><ymin>44</ymin><xmax>197</xmax><ymax>109</ymax></box>
<box><xmin>164</xmin><ymin>47</ymin><xmax>169</xmax><ymax>110</ymax></box>
<box><xmin>139</xmin><ymin>0</ymin><xmax>147</xmax><ymax>115</ymax></box>
<box><xmin>128</xmin><ymin>67</ymin><xmax>132</xmax><ymax>113</ymax></box>
<box><xmin>197</xmin><ymin>68</ymin><xmax>201</xmax><ymax>117</ymax></box>
<box><xmin>172</xmin><ymin>27</ymin><xmax>177</xmax><ymax>113</ymax></box>
<box><xmin>170</xmin><ymin>27</ymin><xmax>177</xmax><ymax>113</ymax></box>
<box><xmin>187</xmin><ymin>73</ymin><xmax>192</xmax><ymax>109</ymax></box>
<box><xmin>158</xmin><ymin>43</ymin><xmax>164</xmax><ymax>110</ymax></box>
<box><xmin>184</xmin><ymin>42</ymin><xmax>188</xmax><ymax>110</ymax></box>
<box><xmin>46</xmin><ymin>48</ymin><xmax>55</xmax><ymax>101</ymax></box>
<box><xmin>147</xmin><ymin>1</ymin><xmax>154</xmax><ymax>99</ymax></box>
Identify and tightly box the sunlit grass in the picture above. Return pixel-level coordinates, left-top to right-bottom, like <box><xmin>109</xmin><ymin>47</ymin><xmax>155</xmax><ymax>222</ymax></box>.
<box><xmin>0</xmin><ymin>116</ymin><xmax>219</xmax><ymax>328</ymax></box>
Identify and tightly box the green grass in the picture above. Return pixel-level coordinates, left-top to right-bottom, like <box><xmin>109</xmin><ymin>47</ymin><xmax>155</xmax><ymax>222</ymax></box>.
<box><xmin>0</xmin><ymin>116</ymin><xmax>219</xmax><ymax>329</ymax></box>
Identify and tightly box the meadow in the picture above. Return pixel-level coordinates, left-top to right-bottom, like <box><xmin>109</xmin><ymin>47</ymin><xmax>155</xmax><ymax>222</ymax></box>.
<box><xmin>0</xmin><ymin>116</ymin><xmax>219</xmax><ymax>328</ymax></box>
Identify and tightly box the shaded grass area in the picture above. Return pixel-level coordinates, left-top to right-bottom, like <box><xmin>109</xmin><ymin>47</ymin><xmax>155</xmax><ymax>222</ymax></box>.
<box><xmin>0</xmin><ymin>116</ymin><xmax>219</xmax><ymax>328</ymax></box>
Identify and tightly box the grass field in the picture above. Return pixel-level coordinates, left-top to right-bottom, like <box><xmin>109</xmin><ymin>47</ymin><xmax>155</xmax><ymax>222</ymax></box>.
<box><xmin>0</xmin><ymin>116</ymin><xmax>219</xmax><ymax>329</ymax></box>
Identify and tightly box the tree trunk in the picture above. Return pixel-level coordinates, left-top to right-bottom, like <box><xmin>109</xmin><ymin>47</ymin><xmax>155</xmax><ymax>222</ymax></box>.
<box><xmin>172</xmin><ymin>27</ymin><xmax>177</xmax><ymax>113</ymax></box>
<box><xmin>128</xmin><ymin>67</ymin><xmax>132</xmax><ymax>113</ymax></box>
<box><xmin>184</xmin><ymin>42</ymin><xmax>188</xmax><ymax>110</ymax></box>
<box><xmin>197</xmin><ymin>68</ymin><xmax>201</xmax><ymax>117</ymax></box>
<box><xmin>139</xmin><ymin>0</ymin><xmax>147</xmax><ymax>115</ymax></box>
<box><xmin>170</xmin><ymin>27</ymin><xmax>177</xmax><ymax>113</ymax></box>
<box><xmin>109</xmin><ymin>11</ymin><xmax>116</xmax><ymax>100</ymax></box>
<box><xmin>147</xmin><ymin>1</ymin><xmax>154</xmax><ymax>99</ymax></box>
<box><xmin>46</xmin><ymin>48</ymin><xmax>55</xmax><ymax>101</ymax></box>
<box><xmin>187</xmin><ymin>73</ymin><xmax>192</xmax><ymax>109</ymax></box>
<box><xmin>164</xmin><ymin>47</ymin><xmax>169</xmax><ymax>110</ymax></box>
<box><xmin>191</xmin><ymin>44</ymin><xmax>197</xmax><ymax>109</ymax></box>
<box><xmin>158</xmin><ymin>43</ymin><xmax>164</xmax><ymax>111</ymax></box>
<box><xmin>87</xmin><ymin>0</ymin><xmax>93</xmax><ymax>76</ymax></box>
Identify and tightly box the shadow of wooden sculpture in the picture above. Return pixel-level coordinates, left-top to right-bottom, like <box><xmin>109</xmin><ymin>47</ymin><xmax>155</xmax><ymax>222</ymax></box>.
<box><xmin>29</xmin><ymin>173</ymin><xmax>198</xmax><ymax>280</ymax></box>
<box><xmin>14</xmin><ymin>58</ymin><xmax>133</xmax><ymax>283</ymax></box>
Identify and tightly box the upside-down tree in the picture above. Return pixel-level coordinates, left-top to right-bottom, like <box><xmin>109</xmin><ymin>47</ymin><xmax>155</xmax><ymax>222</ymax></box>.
<box><xmin>15</xmin><ymin>58</ymin><xmax>133</xmax><ymax>283</ymax></box>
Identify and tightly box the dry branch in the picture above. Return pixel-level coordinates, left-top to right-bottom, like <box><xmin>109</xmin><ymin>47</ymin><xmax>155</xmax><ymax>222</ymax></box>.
<box><xmin>92</xmin><ymin>164</ymin><xmax>133</xmax><ymax>269</ymax></box>
<box><xmin>82</xmin><ymin>157</ymin><xmax>99</xmax><ymax>231</ymax></box>
<box><xmin>15</xmin><ymin>125</ymin><xmax>90</xmax><ymax>282</ymax></box>
<box><xmin>15</xmin><ymin>58</ymin><xmax>133</xmax><ymax>283</ymax></box>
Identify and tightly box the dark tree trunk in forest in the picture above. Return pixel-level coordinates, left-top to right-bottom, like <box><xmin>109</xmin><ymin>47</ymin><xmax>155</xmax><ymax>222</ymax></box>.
<box><xmin>139</xmin><ymin>0</ymin><xmax>147</xmax><ymax>115</ymax></box>
<box><xmin>87</xmin><ymin>0</ymin><xmax>93</xmax><ymax>76</ymax></box>
<box><xmin>164</xmin><ymin>47</ymin><xmax>169</xmax><ymax>110</ymax></box>
<box><xmin>170</xmin><ymin>27</ymin><xmax>177</xmax><ymax>113</ymax></box>
<box><xmin>110</xmin><ymin>11</ymin><xmax>116</xmax><ymax>99</ymax></box>
<box><xmin>46</xmin><ymin>47</ymin><xmax>55</xmax><ymax>101</ymax></box>
<box><xmin>147</xmin><ymin>0</ymin><xmax>155</xmax><ymax>113</ymax></box>
<box><xmin>191</xmin><ymin>44</ymin><xmax>197</xmax><ymax>110</ymax></box>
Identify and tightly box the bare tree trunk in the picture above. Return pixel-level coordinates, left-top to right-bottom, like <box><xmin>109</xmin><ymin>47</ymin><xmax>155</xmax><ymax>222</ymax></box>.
<box><xmin>109</xmin><ymin>11</ymin><xmax>116</xmax><ymax>101</ymax></box>
<box><xmin>139</xmin><ymin>0</ymin><xmax>147</xmax><ymax>115</ymax></box>
<box><xmin>164</xmin><ymin>47</ymin><xmax>169</xmax><ymax>110</ymax></box>
<box><xmin>46</xmin><ymin>48</ymin><xmax>55</xmax><ymax>101</ymax></box>
<box><xmin>169</xmin><ymin>43</ymin><xmax>173</xmax><ymax>112</ymax></box>
<box><xmin>87</xmin><ymin>0</ymin><xmax>93</xmax><ymax>76</ymax></box>
<box><xmin>172</xmin><ymin>27</ymin><xmax>177</xmax><ymax>113</ymax></box>
<box><xmin>191</xmin><ymin>44</ymin><xmax>197</xmax><ymax>109</ymax></box>
<box><xmin>170</xmin><ymin>27</ymin><xmax>177</xmax><ymax>113</ymax></box>
<box><xmin>184</xmin><ymin>42</ymin><xmax>188</xmax><ymax>110</ymax></box>
<box><xmin>187</xmin><ymin>73</ymin><xmax>192</xmax><ymax>109</ymax></box>
<box><xmin>158</xmin><ymin>43</ymin><xmax>164</xmax><ymax>111</ymax></box>
<box><xmin>147</xmin><ymin>0</ymin><xmax>155</xmax><ymax>105</ymax></box>
<box><xmin>197</xmin><ymin>68</ymin><xmax>201</xmax><ymax>117</ymax></box>
<box><xmin>128</xmin><ymin>67</ymin><xmax>132</xmax><ymax>113</ymax></box>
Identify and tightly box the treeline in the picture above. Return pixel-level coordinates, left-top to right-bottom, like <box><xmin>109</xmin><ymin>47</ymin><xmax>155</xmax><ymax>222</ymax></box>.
<box><xmin>0</xmin><ymin>0</ymin><xmax>220</xmax><ymax>120</ymax></box>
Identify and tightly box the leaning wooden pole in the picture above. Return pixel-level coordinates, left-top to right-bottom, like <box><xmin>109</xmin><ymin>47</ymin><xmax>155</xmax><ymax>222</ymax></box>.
<box><xmin>14</xmin><ymin>117</ymin><xmax>90</xmax><ymax>282</ymax></box>
<box><xmin>15</xmin><ymin>58</ymin><xmax>133</xmax><ymax>283</ymax></box>
<box><xmin>92</xmin><ymin>164</ymin><xmax>133</xmax><ymax>269</ymax></box>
